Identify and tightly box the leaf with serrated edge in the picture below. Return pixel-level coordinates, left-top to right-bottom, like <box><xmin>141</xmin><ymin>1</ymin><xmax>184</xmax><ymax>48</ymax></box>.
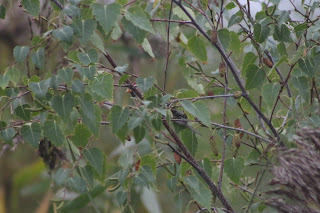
<box><xmin>136</xmin><ymin>76</ymin><xmax>155</xmax><ymax>93</ymax></box>
<box><xmin>52</xmin><ymin>26</ymin><xmax>74</xmax><ymax>43</ymax></box>
<box><xmin>187</xmin><ymin>36</ymin><xmax>207</xmax><ymax>62</ymax></box>
<box><xmin>70</xmin><ymin>124</ymin><xmax>91</xmax><ymax>147</ymax></box>
<box><xmin>89</xmin><ymin>73</ymin><xmax>113</xmax><ymax>100</ymax></box>
<box><xmin>21</xmin><ymin>123</ymin><xmax>42</xmax><ymax>148</ymax></box>
<box><xmin>31</xmin><ymin>47</ymin><xmax>45</xmax><ymax>69</ymax></box>
<box><xmin>180</xmin><ymin>100</ymin><xmax>210</xmax><ymax>127</ymax></box>
<box><xmin>71</xmin><ymin>19</ymin><xmax>96</xmax><ymax>46</ymax></box>
<box><xmin>13</xmin><ymin>46</ymin><xmax>30</xmax><ymax>62</ymax></box>
<box><xmin>180</xmin><ymin>129</ymin><xmax>198</xmax><ymax>156</ymax></box>
<box><xmin>22</xmin><ymin>0</ymin><xmax>39</xmax><ymax>16</ymax></box>
<box><xmin>224</xmin><ymin>157</ymin><xmax>245</xmax><ymax>184</ymax></box>
<box><xmin>111</xmin><ymin>105</ymin><xmax>129</xmax><ymax>133</ymax></box>
<box><xmin>124</xmin><ymin>6</ymin><xmax>155</xmax><ymax>34</ymax></box>
<box><xmin>91</xmin><ymin>2</ymin><xmax>121</xmax><ymax>35</ymax></box>
<box><xmin>84</xmin><ymin>147</ymin><xmax>105</xmax><ymax>175</ymax></box>
<box><xmin>43</xmin><ymin>120</ymin><xmax>64</xmax><ymax>146</ymax></box>
<box><xmin>50</xmin><ymin>93</ymin><xmax>75</xmax><ymax>121</ymax></box>
<box><xmin>185</xmin><ymin>176</ymin><xmax>212</xmax><ymax>210</ymax></box>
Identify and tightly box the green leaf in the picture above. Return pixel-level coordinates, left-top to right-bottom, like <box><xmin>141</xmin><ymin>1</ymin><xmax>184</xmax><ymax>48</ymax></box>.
<box><xmin>81</xmin><ymin>105</ymin><xmax>101</xmax><ymax>136</ymax></box>
<box><xmin>253</xmin><ymin>23</ymin><xmax>270</xmax><ymax>43</ymax></box>
<box><xmin>0</xmin><ymin>5</ymin><xmax>6</xmax><ymax>19</ymax></box>
<box><xmin>115</xmin><ymin>64</ymin><xmax>128</xmax><ymax>74</ymax></box>
<box><xmin>14</xmin><ymin>104</ymin><xmax>31</xmax><ymax>121</ymax></box>
<box><xmin>55</xmin><ymin>168</ymin><xmax>70</xmax><ymax>186</ymax></box>
<box><xmin>229</xmin><ymin>31</ymin><xmax>241</xmax><ymax>54</ymax></box>
<box><xmin>89</xmin><ymin>73</ymin><xmax>113</xmax><ymax>100</ymax></box>
<box><xmin>224</xmin><ymin>157</ymin><xmax>245</xmax><ymax>184</ymax></box>
<box><xmin>185</xmin><ymin>176</ymin><xmax>212</xmax><ymax>210</ymax></box>
<box><xmin>43</xmin><ymin>120</ymin><xmax>65</xmax><ymax>146</ymax></box>
<box><xmin>277</xmin><ymin>11</ymin><xmax>291</xmax><ymax>25</ymax></box>
<box><xmin>225</xmin><ymin>2</ymin><xmax>236</xmax><ymax>10</ymax></box>
<box><xmin>142</xmin><ymin>38</ymin><xmax>155</xmax><ymax>58</ymax></box>
<box><xmin>68</xmin><ymin>177</ymin><xmax>87</xmax><ymax>193</ymax></box>
<box><xmin>180</xmin><ymin>100</ymin><xmax>210</xmax><ymax>126</ymax></box>
<box><xmin>124</xmin><ymin>6</ymin><xmax>155</xmax><ymax>34</ymax></box>
<box><xmin>13</xmin><ymin>46</ymin><xmax>30</xmax><ymax>62</ymax></box>
<box><xmin>71</xmin><ymin>79</ymin><xmax>85</xmax><ymax>93</ymax></box>
<box><xmin>202</xmin><ymin>157</ymin><xmax>212</xmax><ymax>178</ymax></box>
<box><xmin>111</xmin><ymin>105</ymin><xmax>130</xmax><ymax>133</ymax></box>
<box><xmin>0</xmin><ymin>127</ymin><xmax>15</xmax><ymax>144</ymax></box>
<box><xmin>50</xmin><ymin>93</ymin><xmax>75</xmax><ymax>121</ymax></box>
<box><xmin>261</xmin><ymin>83</ymin><xmax>281</xmax><ymax>109</ymax></box>
<box><xmin>242</xmin><ymin>52</ymin><xmax>257</xmax><ymax>72</ymax></box>
<box><xmin>277</xmin><ymin>42</ymin><xmax>287</xmax><ymax>57</ymax></box>
<box><xmin>133</xmin><ymin>166</ymin><xmax>155</xmax><ymax>188</ymax></box>
<box><xmin>80</xmin><ymin>65</ymin><xmax>97</xmax><ymax>80</ymax></box>
<box><xmin>58</xmin><ymin>68</ymin><xmax>73</xmax><ymax>84</ymax></box>
<box><xmin>291</xmin><ymin>76</ymin><xmax>310</xmax><ymax>102</ymax></box>
<box><xmin>288</xmin><ymin>46</ymin><xmax>305</xmax><ymax>65</ymax></box>
<box><xmin>62</xmin><ymin>4</ymin><xmax>80</xmax><ymax>18</ymax></box>
<box><xmin>128</xmin><ymin>116</ymin><xmax>143</xmax><ymax>131</ymax></box>
<box><xmin>133</xmin><ymin>125</ymin><xmax>145</xmax><ymax>143</ymax></box>
<box><xmin>20</xmin><ymin>123</ymin><xmax>42</xmax><ymax>148</ymax></box>
<box><xmin>274</xmin><ymin>24</ymin><xmax>292</xmax><ymax>42</ymax></box>
<box><xmin>6</xmin><ymin>67</ymin><xmax>21</xmax><ymax>85</ymax></box>
<box><xmin>228</xmin><ymin>13</ymin><xmax>242</xmax><ymax>27</ymax></box>
<box><xmin>78</xmin><ymin>93</ymin><xmax>95</xmax><ymax>123</ymax></box>
<box><xmin>31</xmin><ymin>47</ymin><xmax>45</xmax><ymax>69</ymax></box>
<box><xmin>78</xmin><ymin>49</ymin><xmax>99</xmax><ymax>65</ymax></box>
<box><xmin>298</xmin><ymin>58</ymin><xmax>314</xmax><ymax>77</ymax></box>
<box><xmin>70</xmin><ymin>124</ymin><xmax>91</xmax><ymax>148</ymax></box>
<box><xmin>60</xmin><ymin>184</ymin><xmax>107</xmax><ymax>213</ymax></box>
<box><xmin>52</xmin><ymin>26</ymin><xmax>74</xmax><ymax>43</ymax></box>
<box><xmin>91</xmin><ymin>2</ymin><xmax>121</xmax><ymax>35</ymax></box>
<box><xmin>218</xmin><ymin>29</ymin><xmax>230</xmax><ymax>50</ymax></box>
<box><xmin>173</xmin><ymin>6</ymin><xmax>195</xmax><ymax>21</ymax></box>
<box><xmin>136</xmin><ymin>76</ymin><xmax>155</xmax><ymax>93</ymax></box>
<box><xmin>28</xmin><ymin>78</ymin><xmax>50</xmax><ymax>98</ymax></box>
<box><xmin>84</xmin><ymin>147</ymin><xmax>105</xmax><ymax>175</ymax></box>
<box><xmin>122</xmin><ymin>18</ymin><xmax>148</xmax><ymax>44</ymax></box>
<box><xmin>180</xmin><ymin>129</ymin><xmax>198</xmax><ymax>156</ymax></box>
<box><xmin>90</xmin><ymin>31</ymin><xmax>105</xmax><ymax>52</ymax></box>
<box><xmin>111</xmin><ymin>23</ymin><xmax>122</xmax><ymax>40</ymax></box>
<box><xmin>71</xmin><ymin>19</ymin><xmax>96</xmax><ymax>46</ymax></box>
<box><xmin>0</xmin><ymin>74</ymin><xmax>9</xmax><ymax>89</ymax></box>
<box><xmin>245</xmin><ymin>64</ymin><xmax>266</xmax><ymax>90</ymax></box>
<box><xmin>22</xmin><ymin>0</ymin><xmax>39</xmax><ymax>16</ymax></box>
<box><xmin>187</xmin><ymin>36</ymin><xmax>207</xmax><ymax>62</ymax></box>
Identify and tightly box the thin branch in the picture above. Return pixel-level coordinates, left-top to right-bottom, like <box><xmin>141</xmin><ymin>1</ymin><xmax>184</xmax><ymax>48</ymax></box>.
<box><xmin>168</xmin><ymin>94</ymin><xmax>234</xmax><ymax>105</ymax></box>
<box><xmin>211</xmin><ymin>122</ymin><xmax>271</xmax><ymax>143</ymax></box>
<box><xmin>269</xmin><ymin>64</ymin><xmax>296</xmax><ymax>123</ymax></box>
<box><xmin>219</xmin><ymin>65</ymin><xmax>228</xmax><ymax>188</ymax></box>
<box><xmin>50</xmin><ymin>0</ymin><xmax>63</xmax><ymax>10</ymax></box>
<box><xmin>122</xmin><ymin>0</ymin><xmax>138</xmax><ymax>7</ymax></box>
<box><xmin>163</xmin><ymin>1</ymin><xmax>173</xmax><ymax>92</ymax></box>
<box><xmin>150</xmin><ymin>19</ymin><xmax>191</xmax><ymax>24</ymax></box>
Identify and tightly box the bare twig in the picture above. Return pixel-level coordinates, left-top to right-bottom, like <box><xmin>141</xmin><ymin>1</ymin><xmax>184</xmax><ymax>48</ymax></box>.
<box><xmin>163</xmin><ymin>1</ymin><xmax>173</xmax><ymax>91</ymax></box>
<box><xmin>211</xmin><ymin>122</ymin><xmax>271</xmax><ymax>143</ymax></box>
<box><xmin>218</xmin><ymin>65</ymin><xmax>228</xmax><ymax>188</ymax></box>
